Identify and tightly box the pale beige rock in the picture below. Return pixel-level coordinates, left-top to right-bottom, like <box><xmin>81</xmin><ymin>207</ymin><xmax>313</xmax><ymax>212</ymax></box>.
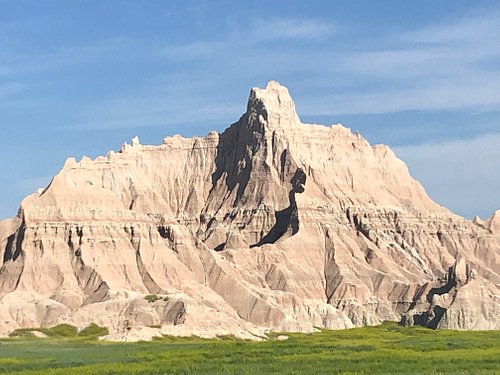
<box><xmin>0</xmin><ymin>81</ymin><xmax>498</xmax><ymax>339</ymax></box>
<box><xmin>487</xmin><ymin>210</ymin><xmax>500</xmax><ymax>233</ymax></box>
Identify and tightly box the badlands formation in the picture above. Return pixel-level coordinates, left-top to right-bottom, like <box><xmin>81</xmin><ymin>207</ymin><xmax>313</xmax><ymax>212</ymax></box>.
<box><xmin>0</xmin><ymin>81</ymin><xmax>498</xmax><ymax>340</ymax></box>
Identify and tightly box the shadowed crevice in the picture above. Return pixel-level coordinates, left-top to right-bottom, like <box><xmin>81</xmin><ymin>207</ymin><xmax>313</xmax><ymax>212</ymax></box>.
<box><xmin>208</xmin><ymin>117</ymin><xmax>260</xmax><ymax>209</ymax></box>
<box><xmin>68</xmin><ymin>226</ymin><xmax>110</xmax><ymax>305</ymax></box>
<box><xmin>324</xmin><ymin>229</ymin><xmax>342</xmax><ymax>303</ymax></box>
<box><xmin>251</xmin><ymin>168</ymin><xmax>306</xmax><ymax>247</ymax></box>
<box><xmin>128</xmin><ymin>226</ymin><xmax>165</xmax><ymax>295</ymax></box>
<box><xmin>0</xmin><ymin>220</ymin><xmax>26</xmax><ymax>292</ymax></box>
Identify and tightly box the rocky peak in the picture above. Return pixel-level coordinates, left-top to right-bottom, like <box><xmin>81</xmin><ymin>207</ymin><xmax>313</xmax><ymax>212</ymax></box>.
<box><xmin>474</xmin><ymin>210</ymin><xmax>500</xmax><ymax>233</ymax></box>
<box><xmin>246</xmin><ymin>80</ymin><xmax>300</xmax><ymax>131</ymax></box>
<box><xmin>488</xmin><ymin>210</ymin><xmax>500</xmax><ymax>233</ymax></box>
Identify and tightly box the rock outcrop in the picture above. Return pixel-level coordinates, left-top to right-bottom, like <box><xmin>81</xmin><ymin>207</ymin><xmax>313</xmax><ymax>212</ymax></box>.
<box><xmin>0</xmin><ymin>81</ymin><xmax>498</xmax><ymax>339</ymax></box>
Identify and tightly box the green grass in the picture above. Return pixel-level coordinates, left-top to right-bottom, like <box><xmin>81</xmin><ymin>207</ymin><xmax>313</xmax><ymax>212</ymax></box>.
<box><xmin>0</xmin><ymin>322</ymin><xmax>498</xmax><ymax>374</ymax></box>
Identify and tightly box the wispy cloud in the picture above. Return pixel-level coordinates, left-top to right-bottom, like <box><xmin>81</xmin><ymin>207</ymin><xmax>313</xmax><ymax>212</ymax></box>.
<box><xmin>66</xmin><ymin>102</ymin><xmax>240</xmax><ymax>131</ymax></box>
<box><xmin>301</xmin><ymin>72</ymin><xmax>500</xmax><ymax>115</ymax></box>
<box><xmin>402</xmin><ymin>9</ymin><xmax>500</xmax><ymax>45</ymax></box>
<box><xmin>16</xmin><ymin>176</ymin><xmax>52</xmax><ymax>193</ymax></box>
<box><xmin>54</xmin><ymin>15</ymin><xmax>336</xmax><ymax>131</ymax></box>
<box><xmin>251</xmin><ymin>17</ymin><xmax>334</xmax><ymax>41</ymax></box>
<box><xmin>312</xmin><ymin>9</ymin><xmax>500</xmax><ymax>114</ymax></box>
<box><xmin>155</xmin><ymin>9</ymin><xmax>500</xmax><ymax>117</ymax></box>
<box><xmin>0</xmin><ymin>37</ymin><xmax>134</xmax><ymax>78</ymax></box>
<box><xmin>61</xmin><ymin>78</ymin><xmax>242</xmax><ymax>131</ymax></box>
<box><xmin>0</xmin><ymin>82</ymin><xmax>24</xmax><ymax>98</ymax></box>
<box><xmin>160</xmin><ymin>16</ymin><xmax>334</xmax><ymax>62</ymax></box>
<box><xmin>395</xmin><ymin>132</ymin><xmax>500</xmax><ymax>218</ymax></box>
<box><xmin>3</xmin><ymin>9</ymin><xmax>500</xmax><ymax>129</ymax></box>
<box><xmin>162</xmin><ymin>41</ymin><xmax>216</xmax><ymax>61</ymax></box>
<box><xmin>0</xmin><ymin>65</ymin><xmax>11</xmax><ymax>77</ymax></box>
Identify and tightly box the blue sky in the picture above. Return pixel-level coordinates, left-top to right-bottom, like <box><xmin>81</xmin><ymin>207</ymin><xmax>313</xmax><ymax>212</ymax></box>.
<box><xmin>1</xmin><ymin>0</ymin><xmax>499</xmax><ymax>219</ymax></box>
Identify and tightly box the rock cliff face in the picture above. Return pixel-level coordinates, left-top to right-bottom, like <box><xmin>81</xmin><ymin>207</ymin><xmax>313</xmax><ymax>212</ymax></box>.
<box><xmin>0</xmin><ymin>81</ymin><xmax>498</xmax><ymax>339</ymax></box>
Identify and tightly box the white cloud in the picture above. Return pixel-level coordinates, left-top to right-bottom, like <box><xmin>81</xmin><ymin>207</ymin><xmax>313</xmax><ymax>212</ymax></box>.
<box><xmin>4</xmin><ymin>9</ymin><xmax>499</xmax><ymax>128</ymax></box>
<box><xmin>402</xmin><ymin>10</ymin><xmax>500</xmax><ymax>45</ymax></box>
<box><xmin>62</xmin><ymin>78</ymin><xmax>242</xmax><ymax>131</ymax></box>
<box><xmin>67</xmin><ymin>101</ymin><xmax>240</xmax><ymax>131</ymax></box>
<box><xmin>160</xmin><ymin>16</ymin><xmax>334</xmax><ymax>63</ymax></box>
<box><xmin>297</xmin><ymin>9</ymin><xmax>500</xmax><ymax>115</ymax></box>
<box><xmin>301</xmin><ymin>71</ymin><xmax>500</xmax><ymax>115</ymax></box>
<box><xmin>394</xmin><ymin>133</ymin><xmax>500</xmax><ymax>218</ymax></box>
<box><xmin>0</xmin><ymin>37</ymin><xmax>133</xmax><ymax>77</ymax></box>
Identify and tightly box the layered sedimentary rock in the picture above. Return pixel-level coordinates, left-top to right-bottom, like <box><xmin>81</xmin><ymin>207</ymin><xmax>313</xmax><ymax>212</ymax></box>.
<box><xmin>0</xmin><ymin>81</ymin><xmax>498</xmax><ymax>339</ymax></box>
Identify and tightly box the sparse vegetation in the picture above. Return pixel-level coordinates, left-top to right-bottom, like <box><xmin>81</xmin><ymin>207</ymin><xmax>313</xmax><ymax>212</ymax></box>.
<box><xmin>1</xmin><ymin>323</ymin><xmax>498</xmax><ymax>374</ymax></box>
<box><xmin>9</xmin><ymin>324</ymin><xmax>77</xmax><ymax>338</ymax></box>
<box><xmin>144</xmin><ymin>294</ymin><xmax>170</xmax><ymax>303</ymax></box>
<box><xmin>144</xmin><ymin>294</ymin><xmax>161</xmax><ymax>303</ymax></box>
<box><xmin>9</xmin><ymin>323</ymin><xmax>108</xmax><ymax>339</ymax></box>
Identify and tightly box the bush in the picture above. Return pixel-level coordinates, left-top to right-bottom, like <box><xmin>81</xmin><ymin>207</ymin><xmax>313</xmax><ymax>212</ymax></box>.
<box><xmin>145</xmin><ymin>294</ymin><xmax>161</xmax><ymax>303</ymax></box>
<box><xmin>78</xmin><ymin>323</ymin><xmax>109</xmax><ymax>338</ymax></box>
<box><xmin>10</xmin><ymin>324</ymin><xmax>79</xmax><ymax>338</ymax></box>
<box><xmin>44</xmin><ymin>324</ymin><xmax>78</xmax><ymax>337</ymax></box>
<box><xmin>8</xmin><ymin>328</ymin><xmax>37</xmax><ymax>338</ymax></box>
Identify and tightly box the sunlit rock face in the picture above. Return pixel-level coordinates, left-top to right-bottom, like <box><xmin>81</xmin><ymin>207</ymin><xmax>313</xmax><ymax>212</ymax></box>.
<box><xmin>0</xmin><ymin>81</ymin><xmax>498</xmax><ymax>340</ymax></box>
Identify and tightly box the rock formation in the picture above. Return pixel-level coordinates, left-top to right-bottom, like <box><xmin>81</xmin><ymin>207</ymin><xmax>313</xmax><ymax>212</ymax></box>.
<box><xmin>0</xmin><ymin>81</ymin><xmax>498</xmax><ymax>340</ymax></box>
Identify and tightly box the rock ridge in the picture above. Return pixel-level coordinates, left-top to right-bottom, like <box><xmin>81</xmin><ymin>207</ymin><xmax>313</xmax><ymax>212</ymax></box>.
<box><xmin>0</xmin><ymin>81</ymin><xmax>498</xmax><ymax>340</ymax></box>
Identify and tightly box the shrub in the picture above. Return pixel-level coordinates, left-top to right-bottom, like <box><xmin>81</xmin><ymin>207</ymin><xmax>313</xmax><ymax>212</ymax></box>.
<box><xmin>43</xmin><ymin>324</ymin><xmax>78</xmax><ymax>337</ymax></box>
<box><xmin>145</xmin><ymin>294</ymin><xmax>161</xmax><ymax>303</ymax></box>
<box><xmin>78</xmin><ymin>323</ymin><xmax>109</xmax><ymax>338</ymax></box>
<box><xmin>8</xmin><ymin>328</ymin><xmax>36</xmax><ymax>338</ymax></box>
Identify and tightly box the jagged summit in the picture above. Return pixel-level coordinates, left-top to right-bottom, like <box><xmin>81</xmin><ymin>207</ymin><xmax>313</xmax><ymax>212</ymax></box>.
<box><xmin>473</xmin><ymin>210</ymin><xmax>500</xmax><ymax>233</ymax></box>
<box><xmin>0</xmin><ymin>82</ymin><xmax>498</xmax><ymax>340</ymax></box>
<box><xmin>488</xmin><ymin>210</ymin><xmax>500</xmax><ymax>233</ymax></box>
<box><xmin>246</xmin><ymin>81</ymin><xmax>300</xmax><ymax>129</ymax></box>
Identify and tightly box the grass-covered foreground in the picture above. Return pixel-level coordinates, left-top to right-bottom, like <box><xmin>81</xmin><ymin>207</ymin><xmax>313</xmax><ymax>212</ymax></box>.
<box><xmin>0</xmin><ymin>322</ymin><xmax>498</xmax><ymax>374</ymax></box>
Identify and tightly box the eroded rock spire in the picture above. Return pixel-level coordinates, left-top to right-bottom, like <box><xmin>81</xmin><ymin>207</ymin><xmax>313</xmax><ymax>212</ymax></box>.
<box><xmin>246</xmin><ymin>80</ymin><xmax>300</xmax><ymax>131</ymax></box>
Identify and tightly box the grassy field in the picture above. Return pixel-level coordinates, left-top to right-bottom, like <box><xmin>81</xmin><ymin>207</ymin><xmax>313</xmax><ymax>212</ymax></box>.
<box><xmin>0</xmin><ymin>322</ymin><xmax>498</xmax><ymax>374</ymax></box>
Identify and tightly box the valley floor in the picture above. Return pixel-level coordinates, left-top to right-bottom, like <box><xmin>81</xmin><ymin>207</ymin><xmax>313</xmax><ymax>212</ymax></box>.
<box><xmin>0</xmin><ymin>323</ymin><xmax>498</xmax><ymax>374</ymax></box>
